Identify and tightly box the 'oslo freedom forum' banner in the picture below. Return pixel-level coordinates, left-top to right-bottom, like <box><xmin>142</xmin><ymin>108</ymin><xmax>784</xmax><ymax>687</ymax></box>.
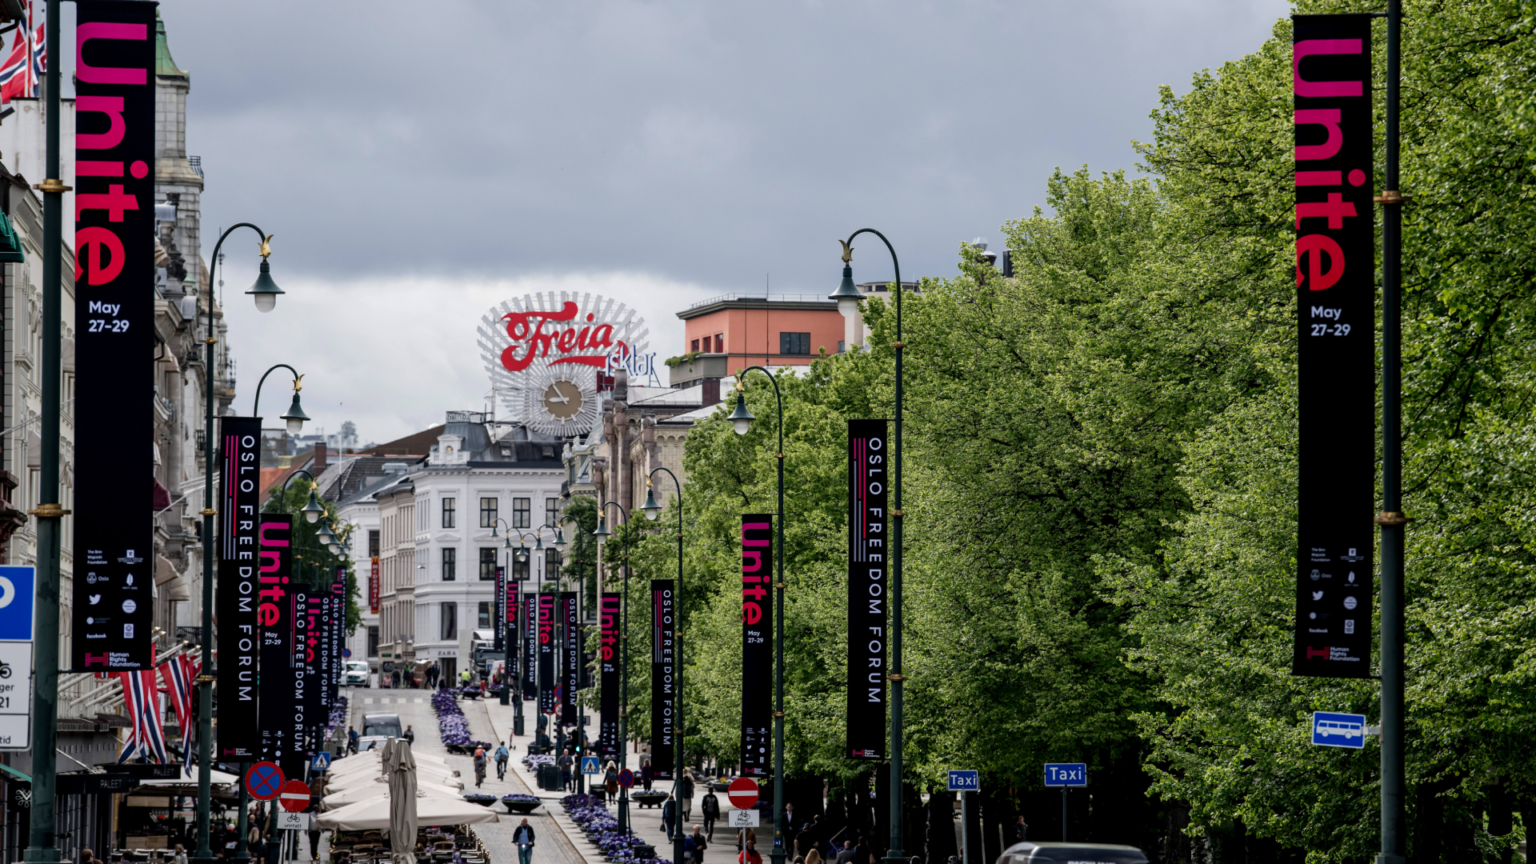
<box><xmin>217</xmin><ymin>417</ymin><xmax>262</xmax><ymax>758</ymax></box>
<box><xmin>847</xmin><ymin>419</ymin><xmax>888</xmax><ymax>758</ymax></box>
<box><xmin>258</xmin><ymin>515</ymin><xmax>294</xmax><ymax>765</ymax></box>
<box><xmin>650</xmin><ymin>580</ymin><xmax>675</xmax><ymax>779</ymax></box>
<box><xmin>740</xmin><ymin>516</ymin><xmax>772</xmax><ymax>777</ymax></box>
<box><xmin>1293</xmin><ymin>14</ymin><xmax>1375</xmax><ymax>678</ymax></box>
<box><xmin>71</xmin><ymin>0</ymin><xmax>157</xmax><ymax>671</ymax></box>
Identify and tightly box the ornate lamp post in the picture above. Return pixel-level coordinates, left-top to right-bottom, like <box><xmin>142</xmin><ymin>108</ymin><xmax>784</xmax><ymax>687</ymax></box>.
<box><xmin>593</xmin><ymin>502</ymin><xmax>632</xmax><ymax>835</ymax></box>
<box><xmin>642</xmin><ymin>470</ymin><xmax>686</xmax><ymax>864</ymax></box>
<box><xmin>832</xmin><ymin>231</ymin><xmax>906</xmax><ymax>864</ymax></box>
<box><xmin>728</xmin><ymin>369</ymin><xmax>786</xmax><ymax>864</ymax></box>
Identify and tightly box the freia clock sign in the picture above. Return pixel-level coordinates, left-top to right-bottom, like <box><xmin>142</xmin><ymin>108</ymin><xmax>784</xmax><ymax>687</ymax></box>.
<box><xmin>477</xmin><ymin>292</ymin><xmax>654</xmax><ymax>437</ymax></box>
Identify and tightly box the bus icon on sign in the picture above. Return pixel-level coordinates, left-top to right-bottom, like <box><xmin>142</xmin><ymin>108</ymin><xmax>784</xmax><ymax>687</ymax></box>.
<box><xmin>1311</xmin><ymin>711</ymin><xmax>1366</xmax><ymax>749</ymax></box>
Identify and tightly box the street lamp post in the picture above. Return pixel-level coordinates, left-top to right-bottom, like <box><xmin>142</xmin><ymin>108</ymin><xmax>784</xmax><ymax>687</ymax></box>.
<box><xmin>728</xmin><ymin>369</ymin><xmax>786</xmax><ymax>864</ymax></box>
<box><xmin>593</xmin><ymin>502</ymin><xmax>632</xmax><ymax>835</ymax></box>
<box><xmin>193</xmin><ymin>223</ymin><xmax>285</xmax><ymax>864</ymax></box>
<box><xmin>642</xmin><ymin>470</ymin><xmax>685</xmax><ymax>864</ymax></box>
<box><xmin>831</xmin><ymin>230</ymin><xmax>905</xmax><ymax>864</ymax></box>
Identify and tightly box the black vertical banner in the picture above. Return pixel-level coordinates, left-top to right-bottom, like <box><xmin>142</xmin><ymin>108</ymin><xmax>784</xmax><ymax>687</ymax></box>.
<box><xmin>216</xmin><ymin>417</ymin><xmax>262</xmax><ymax>758</ymax></box>
<box><xmin>495</xmin><ymin>565</ymin><xmax>506</xmax><ymax>652</ymax></box>
<box><xmin>71</xmin><ymin>0</ymin><xmax>157</xmax><ymax>671</ymax></box>
<box><xmin>523</xmin><ymin>595</ymin><xmax>538</xmax><ymax>701</ymax></box>
<box><xmin>538</xmin><ymin>594</ymin><xmax>556</xmax><ymax>714</ymax></box>
<box><xmin>329</xmin><ymin>577</ymin><xmax>344</xmax><ymax>710</ymax></box>
<box><xmin>287</xmin><ymin>584</ymin><xmax>313</xmax><ymax>774</ymax></box>
<box><xmin>504</xmin><ymin>570</ymin><xmax>518</xmax><ymax>680</ymax></box>
<box><xmin>258</xmin><ymin>515</ymin><xmax>294</xmax><ymax>763</ymax></box>
<box><xmin>302</xmin><ymin>591</ymin><xmax>323</xmax><ymax>751</ymax></box>
<box><xmin>847</xmin><ymin>419</ymin><xmax>888</xmax><ymax>758</ymax></box>
<box><xmin>562</xmin><ymin>591</ymin><xmax>578</xmax><ymax>726</ymax></box>
<box><xmin>599</xmin><ymin>592</ymin><xmax>620</xmax><ymax>760</ymax></box>
<box><xmin>740</xmin><ymin>516</ymin><xmax>772</xmax><ymax>777</ymax></box>
<box><xmin>1293</xmin><ymin>15</ymin><xmax>1375</xmax><ymax>678</ymax></box>
<box><xmin>651</xmin><ymin>580</ymin><xmax>675</xmax><ymax>779</ymax></box>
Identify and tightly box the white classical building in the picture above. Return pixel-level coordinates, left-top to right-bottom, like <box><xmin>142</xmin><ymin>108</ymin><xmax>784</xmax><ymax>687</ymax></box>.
<box><xmin>406</xmin><ymin>411</ymin><xmax>565</xmax><ymax>683</ymax></box>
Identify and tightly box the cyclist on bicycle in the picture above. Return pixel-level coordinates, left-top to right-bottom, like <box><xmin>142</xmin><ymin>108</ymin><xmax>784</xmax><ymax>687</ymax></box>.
<box><xmin>473</xmin><ymin>747</ymin><xmax>487</xmax><ymax>788</ymax></box>
<box><xmin>494</xmin><ymin>743</ymin><xmax>510</xmax><ymax>780</ymax></box>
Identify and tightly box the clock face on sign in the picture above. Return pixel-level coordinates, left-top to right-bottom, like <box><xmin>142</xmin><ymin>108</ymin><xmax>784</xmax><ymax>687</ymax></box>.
<box><xmin>542</xmin><ymin>380</ymin><xmax>584</xmax><ymax>421</ymax></box>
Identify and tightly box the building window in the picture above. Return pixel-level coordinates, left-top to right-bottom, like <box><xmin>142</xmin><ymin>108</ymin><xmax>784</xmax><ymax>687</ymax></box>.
<box><xmin>780</xmin><ymin>332</ymin><xmax>810</xmax><ymax>355</ymax></box>
<box><xmin>368</xmin><ymin>529</ymin><xmax>380</xmax><ymax>557</ymax></box>
<box><xmin>837</xmin><ymin>340</ymin><xmax>847</xmax><ymax>354</ymax></box>
<box><xmin>478</xmin><ymin>602</ymin><xmax>492</xmax><ymax>629</ymax></box>
<box><xmin>479</xmin><ymin>497</ymin><xmax>498</xmax><ymax>528</ymax></box>
<box><xmin>442</xmin><ymin>547</ymin><xmax>457</xmax><ymax>582</ymax></box>
<box><xmin>714</xmin><ymin>334</ymin><xmax>724</xmax><ymax>352</ymax></box>
<box><xmin>442</xmin><ymin>497</ymin><xmax>456</xmax><ymax>529</ymax></box>
<box><xmin>691</xmin><ymin>338</ymin><xmax>700</xmax><ymax>352</ymax></box>
<box><xmin>513</xmin><ymin>497</ymin><xmax>531</xmax><ymax>529</ymax></box>
<box><xmin>545</xmin><ymin>499</ymin><xmax>559</xmax><ymax>528</ymax></box>
<box><xmin>546</xmin><ymin>548</ymin><xmax>562</xmax><ymax>582</ymax></box>
<box><xmin>480</xmin><ymin>548</ymin><xmax>498</xmax><ymax>581</ymax></box>
<box><xmin>367</xmin><ymin>626</ymin><xmax>379</xmax><ymax>657</ymax></box>
<box><xmin>440</xmin><ymin>603</ymin><xmax>457</xmax><ymax>641</ymax></box>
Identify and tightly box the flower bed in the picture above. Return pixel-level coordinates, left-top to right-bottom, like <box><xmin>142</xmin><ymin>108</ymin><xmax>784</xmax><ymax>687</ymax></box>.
<box><xmin>430</xmin><ymin>690</ymin><xmax>493</xmax><ymax>753</ymax></box>
<box><xmin>502</xmin><ymin>793</ymin><xmax>540</xmax><ymax>814</ymax></box>
<box><xmin>560</xmin><ymin>794</ymin><xmax>671</xmax><ymax>864</ymax></box>
<box><xmin>630</xmin><ymin>790</ymin><xmax>668</xmax><ymax>809</ymax></box>
<box><xmin>463</xmin><ymin>793</ymin><xmax>497</xmax><ymax>806</ymax></box>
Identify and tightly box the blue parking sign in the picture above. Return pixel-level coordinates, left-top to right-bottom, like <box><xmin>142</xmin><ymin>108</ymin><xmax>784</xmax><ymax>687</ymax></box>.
<box><xmin>0</xmin><ymin>567</ymin><xmax>36</xmax><ymax>642</ymax></box>
<box><xmin>1311</xmin><ymin>712</ymin><xmax>1366</xmax><ymax>749</ymax></box>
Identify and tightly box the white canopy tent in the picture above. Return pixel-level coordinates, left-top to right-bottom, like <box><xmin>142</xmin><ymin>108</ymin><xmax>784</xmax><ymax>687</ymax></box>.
<box><xmin>314</xmin><ymin>791</ymin><xmax>500</xmax><ymax>831</ymax></box>
<box><xmin>322</xmin><ymin>780</ymin><xmax>470</xmax><ymax>808</ymax></box>
<box><xmin>327</xmin><ymin>765</ymin><xmax>463</xmax><ymax>789</ymax></box>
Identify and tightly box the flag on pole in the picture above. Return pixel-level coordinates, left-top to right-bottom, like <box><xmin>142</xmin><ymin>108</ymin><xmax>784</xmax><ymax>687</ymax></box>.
<box><xmin>0</xmin><ymin>0</ymin><xmax>39</xmax><ymax>104</ymax></box>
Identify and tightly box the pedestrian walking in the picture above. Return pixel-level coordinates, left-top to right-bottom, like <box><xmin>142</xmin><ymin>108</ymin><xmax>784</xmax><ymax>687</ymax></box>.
<box><xmin>835</xmin><ymin>841</ymin><xmax>855</xmax><ymax>864</ymax></box>
<box><xmin>701</xmin><ymin>787</ymin><xmax>721</xmax><ymax>839</ymax></box>
<box><xmin>739</xmin><ymin>838</ymin><xmax>763</xmax><ymax>864</ymax></box>
<box><xmin>642</xmin><ymin>757</ymin><xmax>654</xmax><ymax>791</ymax></box>
<box><xmin>806</xmin><ymin>848</ymin><xmax>822</xmax><ymax>864</ymax></box>
<box><xmin>1014</xmin><ymin>815</ymin><xmax>1028</xmax><ymax>843</ymax></box>
<box><xmin>403</xmin><ymin>724</ymin><xmax>415</xmax><ymax>744</ymax></box>
<box><xmin>662</xmin><ymin>793</ymin><xmax>679</xmax><ymax>842</ymax></box>
<box><xmin>513</xmin><ymin>818</ymin><xmax>537</xmax><ymax>864</ymax></box>
<box><xmin>679</xmin><ymin>768</ymin><xmax>696</xmax><ymax>821</ymax></box>
<box><xmin>604</xmin><ymin>761</ymin><xmax>620</xmax><ymax>805</ymax></box>
<box><xmin>307</xmin><ymin>824</ymin><xmax>321</xmax><ymax>860</ymax></box>
<box><xmin>558</xmin><ymin>748</ymin><xmax>573</xmax><ymax>792</ymax></box>
<box><xmin>687</xmin><ymin>825</ymin><xmax>709</xmax><ymax>864</ymax></box>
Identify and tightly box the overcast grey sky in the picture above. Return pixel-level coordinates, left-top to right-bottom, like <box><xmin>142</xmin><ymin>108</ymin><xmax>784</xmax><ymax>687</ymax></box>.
<box><xmin>149</xmin><ymin>0</ymin><xmax>1290</xmax><ymax>443</ymax></box>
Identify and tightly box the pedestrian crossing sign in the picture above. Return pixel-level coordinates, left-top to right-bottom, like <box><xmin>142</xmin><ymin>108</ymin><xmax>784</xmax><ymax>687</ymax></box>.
<box><xmin>582</xmin><ymin>755</ymin><xmax>600</xmax><ymax>775</ymax></box>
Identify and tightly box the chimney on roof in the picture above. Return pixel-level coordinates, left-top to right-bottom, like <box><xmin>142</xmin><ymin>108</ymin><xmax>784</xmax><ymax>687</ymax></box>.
<box><xmin>315</xmin><ymin>441</ymin><xmax>328</xmax><ymax>474</ymax></box>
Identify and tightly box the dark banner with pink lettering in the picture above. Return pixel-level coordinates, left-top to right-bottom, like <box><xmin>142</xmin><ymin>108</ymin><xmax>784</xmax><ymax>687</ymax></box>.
<box><xmin>538</xmin><ymin>594</ymin><xmax>556</xmax><ymax>714</ymax></box>
<box><xmin>71</xmin><ymin>0</ymin><xmax>157</xmax><ymax>672</ymax></box>
<box><xmin>650</xmin><ymin>580</ymin><xmax>675</xmax><ymax>779</ymax></box>
<box><xmin>216</xmin><ymin>417</ymin><xmax>262</xmax><ymax>758</ymax></box>
<box><xmin>847</xmin><ymin>419</ymin><xmax>887</xmax><ymax>758</ymax></box>
<box><xmin>258</xmin><ymin>515</ymin><xmax>295</xmax><ymax>764</ymax></box>
<box><xmin>599</xmin><ymin>592</ymin><xmax>621</xmax><ymax>760</ymax></box>
<box><xmin>1293</xmin><ymin>15</ymin><xmax>1375</xmax><ymax>678</ymax></box>
<box><xmin>562</xmin><ymin>591</ymin><xmax>579</xmax><ymax>726</ymax></box>
<box><xmin>523</xmin><ymin>594</ymin><xmax>538</xmax><ymax>700</ymax></box>
<box><xmin>740</xmin><ymin>515</ymin><xmax>772</xmax><ymax>777</ymax></box>
<box><xmin>495</xmin><ymin>565</ymin><xmax>507</xmax><ymax>652</ymax></box>
<box><xmin>302</xmin><ymin>590</ymin><xmax>324</xmax><ymax>752</ymax></box>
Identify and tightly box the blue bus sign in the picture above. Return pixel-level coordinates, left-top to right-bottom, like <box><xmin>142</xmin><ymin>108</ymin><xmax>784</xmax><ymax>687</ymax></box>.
<box><xmin>1043</xmin><ymin>763</ymin><xmax>1087</xmax><ymax>787</ymax></box>
<box><xmin>1311</xmin><ymin>711</ymin><xmax>1366</xmax><ymax>749</ymax></box>
<box><xmin>947</xmin><ymin>770</ymin><xmax>979</xmax><ymax>792</ymax></box>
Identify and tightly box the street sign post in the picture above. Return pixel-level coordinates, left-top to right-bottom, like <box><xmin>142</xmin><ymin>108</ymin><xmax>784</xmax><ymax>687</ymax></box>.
<box><xmin>728</xmin><ymin>777</ymin><xmax>760</xmax><ymax>810</ymax></box>
<box><xmin>617</xmin><ymin>768</ymin><xmax>634</xmax><ymax>789</ymax></box>
<box><xmin>311</xmin><ymin>752</ymin><xmax>332</xmax><ymax>772</ymax></box>
<box><xmin>1043</xmin><ymin>763</ymin><xmax>1087</xmax><ymax>842</ymax></box>
<box><xmin>245</xmin><ymin>762</ymin><xmax>284</xmax><ymax>801</ymax></box>
<box><xmin>280</xmin><ymin>779</ymin><xmax>312</xmax><ymax>813</ymax></box>
<box><xmin>343</xmin><ymin>649</ymin><xmax>352</xmax><ymax>659</ymax></box>
<box><xmin>728</xmin><ymin>810</ymin><xmax>760</xmax><ymax>828</ymax></box>
<box><xmin>581</xmin><ymin>755</ymin><xmax>600</xmax><ymax>775</ymax></box>
<box><xmin>1311</xmin><ymin>711</ymin><xmax>1367</xmax><ymax>749</ymax></box>
<box><xmin>276</xmin><ymin>811</ymin><xmax>309</xmax><ymax>831</ymax></box>
<box><xmin>0</xmin><ymin>566</ymin><xmax>36</xmax><ymax>750</ymax></box>
<box><xmin>948</xmin><ymin>771</ymin><xmax>980</xmax><ymax>864</ymax></box>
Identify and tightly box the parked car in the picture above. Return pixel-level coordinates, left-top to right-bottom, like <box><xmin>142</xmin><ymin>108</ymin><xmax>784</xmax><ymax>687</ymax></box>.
<box><xmin>344</xmin><ymin>660</ymin><xmax>371</xmax><ymax>687</ymax></box>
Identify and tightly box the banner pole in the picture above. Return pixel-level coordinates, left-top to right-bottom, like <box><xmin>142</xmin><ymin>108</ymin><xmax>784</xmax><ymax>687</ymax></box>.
<box><xmin>1377</xmin><ymin>2</ymin><xmax>1406</xmax><ymax>864</ymax></box>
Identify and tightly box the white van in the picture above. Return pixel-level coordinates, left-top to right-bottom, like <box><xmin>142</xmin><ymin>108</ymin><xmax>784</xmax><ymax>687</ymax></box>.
<box><xmin>344</xmin><ymin>660</ymin><xmax>371</xmax><ymax>687</ymax></box>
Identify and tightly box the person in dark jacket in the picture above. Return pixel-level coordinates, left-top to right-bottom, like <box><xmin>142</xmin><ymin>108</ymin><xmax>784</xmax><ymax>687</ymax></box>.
<box><xmin>679</xmin><ymin>768</ymin><xmax>696</xmax><ymax>821</ymax></box>
<box><xmin>687</xmin><ymin>825</ymin><xmax>709</xmax><ymax>864</ymax></box>
<box><xmin>513</xmin><ymin>818</ymin><xmax>537</xmax><ymax>864</ymax></box>
<box><xmin>662</xmin><ymin>794</ymin><xmax>679</xmax><ymax>841</ymax></box>
<box><xmin>642</xmin><ymin>758</ymin><xmax>654</xmax><ymax>791</ymax></box>
<box><xmin>835</xmin><ymin>841</ymin><xmax>856</xmax><ymax>864</ymax></box>
<box><xmin>701</xmin><ymin>788</ymin><xmax>721</xmax><ymax>839</ymax></box>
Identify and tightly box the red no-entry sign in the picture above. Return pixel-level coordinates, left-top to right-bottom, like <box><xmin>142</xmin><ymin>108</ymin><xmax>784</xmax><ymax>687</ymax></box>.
<box><xmin>245</xmin><ymin>762</ymin><xmax>284</xmax><ymax>801</ymax></box>
<box><xmin>279</xmin><ymin>779</ymin><xmax>312</xmax><ymax>813</ymax></box>
<box><xmin>728</xmin><ymin>777</ymin><xmax>760</xmax><ymax>810</ymax></box>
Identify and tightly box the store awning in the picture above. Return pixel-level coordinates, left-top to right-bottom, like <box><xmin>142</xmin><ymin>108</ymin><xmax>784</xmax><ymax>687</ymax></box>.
<box><xmin>155</xmin><ymin>555</ymin><xmax>190</xmax><ymax>601</ymax></box>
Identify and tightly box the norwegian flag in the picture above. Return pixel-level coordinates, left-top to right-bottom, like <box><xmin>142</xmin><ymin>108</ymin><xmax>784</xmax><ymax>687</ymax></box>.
<box><xmin>160</xmin><ymin>655</ymin><xmax>195</xmax><ymax>765</ymax></box>
<box><xmin>0</xmin><ymin>1</ymin><xmax>38</xmax><ymax>104</ymax></box>
<box><xmin>117</xmin><ymin>671</ymin><xmax>163</xmax><ymax>763</ymax></box>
